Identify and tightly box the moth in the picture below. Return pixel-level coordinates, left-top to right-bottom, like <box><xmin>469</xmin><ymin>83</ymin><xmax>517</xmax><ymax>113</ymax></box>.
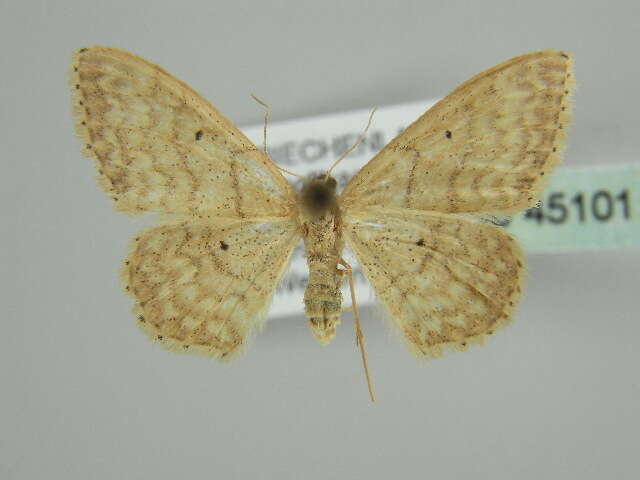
<box><xmin>71</xmin><ymin>47</ymin><xmax>573</xmax><ymax>401</ymax></box>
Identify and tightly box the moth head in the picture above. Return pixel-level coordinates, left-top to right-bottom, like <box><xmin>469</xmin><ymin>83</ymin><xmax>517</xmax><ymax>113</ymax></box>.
<box><xmin>300</xmin><ymin>174</ymin><xmax>338</xmax><ymax>216</ymax></box>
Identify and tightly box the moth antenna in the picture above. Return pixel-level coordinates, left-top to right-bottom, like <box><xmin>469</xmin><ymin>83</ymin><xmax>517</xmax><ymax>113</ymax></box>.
<box><xmin>250</xmin><ymin>93</ymin><xmax>270</xmax><ymax>154</ymax></box>
<box><xmin>251</xmin><ymin>94</ymin><xmax>309</xmax><ymax>182</ymax></box>
<box><xmin>277</xmin><ymin>166</ymin><xmax>310</xmax><ymax>181</ymax></box>
<box><xmin>326</xmin><ymin>108</ymin><xmax>377</xmax><ymax>176</ymax></box>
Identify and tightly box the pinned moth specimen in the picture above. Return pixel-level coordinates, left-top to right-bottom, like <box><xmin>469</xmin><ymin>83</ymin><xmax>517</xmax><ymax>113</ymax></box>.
<box><xmin>70</xmin><ymin>47</ymin><xmax>573</xmax><ymax>401</ymax></box>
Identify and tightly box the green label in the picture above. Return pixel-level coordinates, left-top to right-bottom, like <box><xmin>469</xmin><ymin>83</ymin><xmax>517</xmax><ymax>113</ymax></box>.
<box><xmin>503</xmin><ymin>163</ymin><xmax>639</xmax><ymax>253</ymax></box>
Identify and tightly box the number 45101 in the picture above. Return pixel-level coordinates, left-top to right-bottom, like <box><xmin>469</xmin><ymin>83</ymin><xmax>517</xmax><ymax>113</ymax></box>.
<box><xmin>524</xmin><ymin>190</ymin><xmax>631</xmax><ymax>224</ymax></box>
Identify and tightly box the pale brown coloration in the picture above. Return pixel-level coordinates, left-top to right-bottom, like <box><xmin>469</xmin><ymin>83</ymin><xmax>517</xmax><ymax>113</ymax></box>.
<box><xmin>344</xmin><ymin>209</ymin><xmax>523</xmax><ymax>357</ymax></box>
<box><xmin>70</xmin><ymin>47</ymin><xmax>295</xmax><ymax>219</ymax></box>
<box><xmin>70</xmin><ymin>48</ymin><xmax>573</xmax><ymax>386</ymax></box>
<box><xmin>71</xmin><ymin>47</ymin><xmax>298</xmax><ymax>359</ymax></box>
<box><xmin>299</xmin><ymin>176</ymin><xmax>344</xmax><ymax>344</ymax></box>
<box><xmin>341</xmin><ymin>51</ymin><xmax>574</xmax><ymax>215</ymax></box>
<box><xmin>340</xmin><ymin>50</ymin><xmax>573</xmax><ymax>357</ymax></box>
<box><xmin>123</xmin><ymin>219</ymin><xmax>298</xmax><ymax>359</ymax></box>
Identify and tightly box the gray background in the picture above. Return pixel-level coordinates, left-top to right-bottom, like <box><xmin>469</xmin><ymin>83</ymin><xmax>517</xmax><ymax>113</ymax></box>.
<box><xmin>2</xmin><ymin>1</ymin><xmax>638</xmax><ymax>479</ymax></box>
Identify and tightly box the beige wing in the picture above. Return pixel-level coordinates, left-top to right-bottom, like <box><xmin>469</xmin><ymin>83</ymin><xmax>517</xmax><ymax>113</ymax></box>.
<box><xmin>70</xmin><ymin>47</ymin><xmax>295</xmax><ymax>218</ymax></box>
<box><xmin>344</xmin><ymin>208</ymin><xmax>523</xmax><ymax>358</ymax></box>
<box><xmin>122</xmin><ymin>218</ymin><xmax>299</xmax><ymax>360</ymax></box>
<box><xmin>341</xmin><ymin>50</ymin><xmax>574</xmax><ymax>215</ymax></box>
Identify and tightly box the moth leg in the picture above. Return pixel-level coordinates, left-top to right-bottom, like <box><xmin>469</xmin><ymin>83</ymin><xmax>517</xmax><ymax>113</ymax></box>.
<box><xmin>338</xmin><ymin>259</ymin><xmax>375</xmax><ymax>403</ymax></box>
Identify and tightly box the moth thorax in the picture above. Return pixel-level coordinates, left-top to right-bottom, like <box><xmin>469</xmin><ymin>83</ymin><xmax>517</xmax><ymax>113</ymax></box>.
<box><xmin>300</xmin><ymin>175</ymin><xmax>338</xmax><ymax>216</ymax></box>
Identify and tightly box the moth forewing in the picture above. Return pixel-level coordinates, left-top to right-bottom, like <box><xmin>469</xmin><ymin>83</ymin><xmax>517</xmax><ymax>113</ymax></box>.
<box><xmin>70</xmin><ymin>46</ymin><xmax>295</xmax><ymax>219</ymax></box>
<box><xmin>341</xmin><ymin>50</ymin><xmax>574</xmax><ymax>215</ymax></box>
